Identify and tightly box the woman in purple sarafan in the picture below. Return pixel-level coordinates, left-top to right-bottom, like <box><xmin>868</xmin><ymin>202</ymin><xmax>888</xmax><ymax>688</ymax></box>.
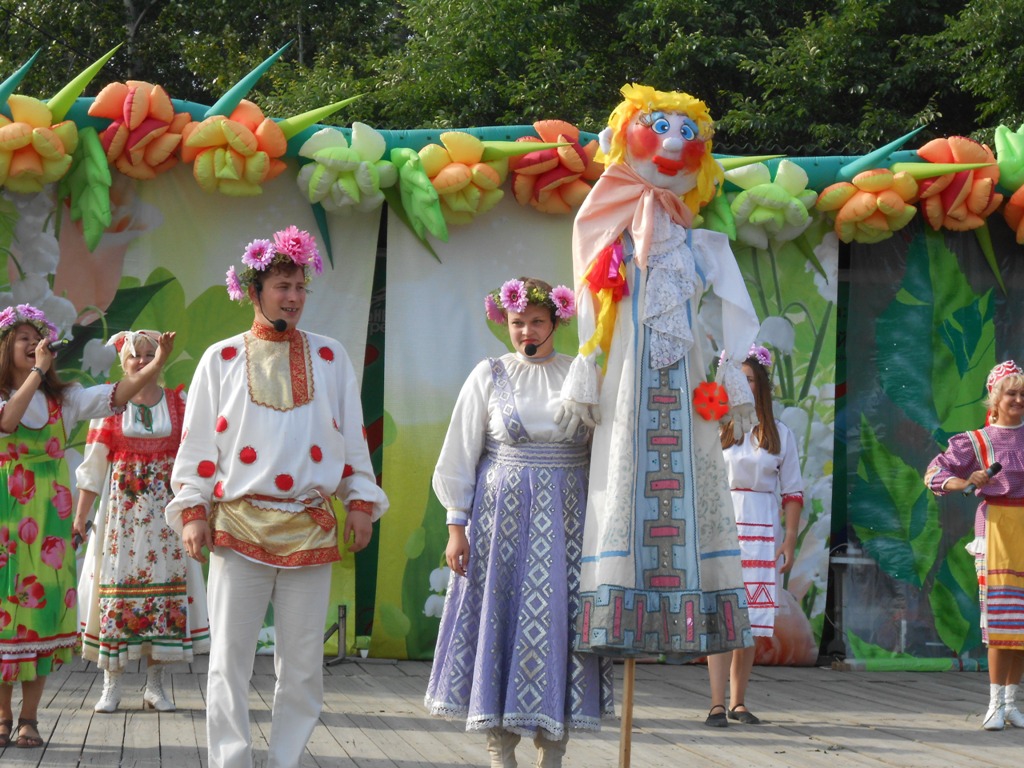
<box><xmin>926</xmin><ymin>360</ymin><xmax>1024</xmax><ymax>731</ymax></box>
<box><xmin>425</xmin><ymin>277</ymin><xmax>614</xmax><ymax>768</ymax></box>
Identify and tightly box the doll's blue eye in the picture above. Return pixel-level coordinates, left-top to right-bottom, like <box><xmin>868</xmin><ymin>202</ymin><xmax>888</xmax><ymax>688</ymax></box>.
<box><xmin>652</xmin><ymin>117</ymin><xmax>670</xmax><ymax>134</ymax></box>
<box><xmin>680</xmin><ymin>120</ymin><xmax>698</xmax><ymax>140</ymax></box>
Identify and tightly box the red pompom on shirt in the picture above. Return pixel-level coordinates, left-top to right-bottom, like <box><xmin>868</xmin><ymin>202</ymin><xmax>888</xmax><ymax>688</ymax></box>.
<box><xmin>197</xmin><ymin>460</ymin><xmax>216</xmax><ymax>478</ymax></box>
<box><xmin>275</xmin><ymin>474</ymin><xmax>294</xmax><ymax>491</ymax></box>
<box><xmin>215</xmin><ymin>416</ymin><xmax>228</xmax><ymax>433</ymax></box>
<box><xmin>310</xmin><ymin>445</ymin><xmax>323</xmax><ymax>462</ymax></box>
<box><xmin>213</xmin><ymin>481</ymin><xmax>224</xmax><ymax>498</ymax></box>
<box><xmin>239</xmin><ymin>446</ymin><xmax>257</xmax><ymax>464</ymax></box>
<box><xmin>318</xmin><ymin>346</ymin><xmax>334</xmax><ymax>362</ymax></box>
<box><xmin>221</xmin><ymin>346</ymin><xmax>238</xmax><ymax>360</ymax></box>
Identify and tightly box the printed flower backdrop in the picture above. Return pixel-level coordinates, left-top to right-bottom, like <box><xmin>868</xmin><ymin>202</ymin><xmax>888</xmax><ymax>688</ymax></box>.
<box><xmin>4</xmin><ymin>46</ymin><xmax>1024</xmax><ymax>668</ymax></box>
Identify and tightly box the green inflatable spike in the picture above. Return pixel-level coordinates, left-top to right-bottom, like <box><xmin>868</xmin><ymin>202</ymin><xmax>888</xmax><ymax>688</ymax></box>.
<box><xmin>48</xmin><ymin>44</ymin><xmax>123</xmax><ymax>121</ymax></box>
<box><xmin>890</xmin><ymin>161</ymin><xmax>993</xmax><ymax>179</ymax></box>
<box><xmin>837</xmin><ymin>127</ymin><xmax>925</xmax><ymax>181</ymax></box>
<box><xmin>278</xmin><ymin>96</ymin><xmax>363</xmax><ymax>141</ymax></box>
<box><xmin>205</xmin><ymin>41</ymin><xmax>293</xmax><ymax>118</ymax></box>
<box><xmin>478</xmin><ymin>141</ymin><xmax>567</xmax><ymax>161</ymax></box>
<box><xmin>0</xmin><ymin>49</ymin><xmax>41</xmax><ymax>118</ymax></box>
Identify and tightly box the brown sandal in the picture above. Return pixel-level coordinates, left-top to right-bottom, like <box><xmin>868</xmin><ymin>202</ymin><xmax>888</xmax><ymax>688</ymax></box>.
<box><xmin>15</xmin><ymin>718</ymin><xmax>42</xmax><ymax>749</ymax></box>
<box><xmin>0</xmin><ymin>719</ymin><xmax>12</xmax><ymax>748</ymax></box>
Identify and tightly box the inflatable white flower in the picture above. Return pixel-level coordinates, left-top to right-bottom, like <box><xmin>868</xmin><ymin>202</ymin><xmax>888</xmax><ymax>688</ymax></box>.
<box><xmin>296</xmin><ymin>124</ymin><xmax>397</xmax><ymax>213</ymax></box>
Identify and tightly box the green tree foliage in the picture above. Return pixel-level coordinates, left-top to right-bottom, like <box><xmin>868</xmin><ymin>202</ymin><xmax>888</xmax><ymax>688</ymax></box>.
<box><xmin>720</xmin><ymin>0</ymin><xmax>974</xmax><ymax>153</ymax></box>
<box><xmin>2</xmin><ymin>0</ymin><xmax>1022</xmax><ymax>153</ymax></box>
<box><xmin>938</xmin><ymin>0</ymin><xmax>1024</xmax><ymax>143</ymax></box>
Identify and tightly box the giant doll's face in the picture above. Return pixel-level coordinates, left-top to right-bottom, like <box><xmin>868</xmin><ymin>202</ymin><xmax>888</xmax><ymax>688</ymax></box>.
<box><xmin>624</xmin><ymin>110</ymin><xmax>708</xmax><ymax>196</ymax></box>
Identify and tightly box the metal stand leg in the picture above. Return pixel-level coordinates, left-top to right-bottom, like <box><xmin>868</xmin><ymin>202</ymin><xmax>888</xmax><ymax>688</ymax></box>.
<box><xmin>323</xmin><ymin>604</ymin><xmax>348</xmax><ymax>666</ymax></box>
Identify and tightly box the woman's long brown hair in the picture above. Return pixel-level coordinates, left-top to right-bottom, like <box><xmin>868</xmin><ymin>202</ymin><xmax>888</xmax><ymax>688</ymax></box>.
<box><xmin>0</xmin><ymin>323</ymin><xmax>72</xmax><ymax>402</ymax></box>
<box><xmin>720</xmin><ymin>355</ymin><xmax>781</xmax><ymax>454</ymax></box>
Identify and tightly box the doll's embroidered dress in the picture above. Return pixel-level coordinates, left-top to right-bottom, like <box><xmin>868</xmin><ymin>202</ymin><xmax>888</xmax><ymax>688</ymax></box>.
<box><xmin>0</xmin><ymin>385</ymin><xmax>119</xmax><ymax>681</ymax></box>
<box><xmin>77</xmin><ymin>386</ymin><xmax>211</xmax><ymax>667</ymax></box>
<box><xmin>568</xmin><ymin>192</ymin><xmax>760</xmax><ymax>659</ymax></box>
<box><xmin>426</xmin><ymin>353</ymin><xmax>614</xmax><ymax>739</ymax></box>
<box><xmin>722</xmin><ymin>421</ymin><xmax>803</xmax><ymax>636</ymax></box>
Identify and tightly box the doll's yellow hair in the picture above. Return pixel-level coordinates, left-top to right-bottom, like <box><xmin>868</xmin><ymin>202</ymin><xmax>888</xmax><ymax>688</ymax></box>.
<box><xmin>601</xmin><ymin>83</ymin><xmax>723</xmax><ymax>212</ymax></box>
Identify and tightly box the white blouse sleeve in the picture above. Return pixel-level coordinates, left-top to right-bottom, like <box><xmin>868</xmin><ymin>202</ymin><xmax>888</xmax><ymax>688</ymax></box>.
<box><xmin>777</xmin><ymin>422</ymin><xmax>804</xmax><ymax>498</ymax></box>
<box><xmin>693</xmin><ymin>229</ymin><xmax>759</xmax><ymax>363</ymax></box>
<box><xmin>75</xmin><ymin>418</ymin><xmax>111</xmax><ymax>494</ymax></box>
<box><xmin>167</xmin><ymin>347</ymin><xmax>221</xmax><ymax>533</ymax></box>
<box><xmin>432</xmin><ymin>360</ymin><xmax>491</xmax><ymax>523</ymax></box>
<box><xmin>62</xmin><ymin>382</ymin><xmax>120</xmax><ymax>428</ymax></box>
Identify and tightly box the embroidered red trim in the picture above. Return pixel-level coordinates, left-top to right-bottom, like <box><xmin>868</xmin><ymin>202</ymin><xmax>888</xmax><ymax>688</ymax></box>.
<box><xmin>782</xmin><ymin>493</ymin><xmax>804</xmax><ymax>508</ymax></box>
<box><xmin>348</xmin><ymin>500</ymin><xmax>374</xmax><ymax>516</ymax></box>
<box><xmin>182</xmin><ymin>506</ymin><xmax>208</xmax><ymax>524</ymax></box>
<box><xmin>212</xmin><ymin>531</ymin><xmax>340</xmax><ymax>567</ymax></box>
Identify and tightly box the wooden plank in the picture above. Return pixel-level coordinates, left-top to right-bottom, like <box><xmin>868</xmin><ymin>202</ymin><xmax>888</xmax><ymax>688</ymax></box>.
<box><xmin>10</xmin><ymin>655</ymin><xmax>1024</xmax><ymax>767</ymax></box>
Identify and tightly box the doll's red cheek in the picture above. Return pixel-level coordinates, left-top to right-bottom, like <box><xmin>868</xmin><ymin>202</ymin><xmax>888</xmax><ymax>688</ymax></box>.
<box><xmin>626</xmin><ymin>123</ymin><xmax>658</xmax><ymax>160</ymax></box>
<box><xmin>682</xmin><ymin>140</ymin><xmax>706</xmax><ymax>170</ymax></box>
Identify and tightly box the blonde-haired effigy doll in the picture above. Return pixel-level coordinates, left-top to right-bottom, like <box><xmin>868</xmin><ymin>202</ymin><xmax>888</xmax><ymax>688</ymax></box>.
<box><xmin>559</xmin><ymin>86</ymin><xmax>760</xmax><ymax>717</ymax></box>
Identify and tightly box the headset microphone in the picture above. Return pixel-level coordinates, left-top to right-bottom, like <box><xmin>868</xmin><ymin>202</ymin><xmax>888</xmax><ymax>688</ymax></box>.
<box><xmin>524</xmin><ymin>326</ymin><xmax>556</xmax><ymax>357</ymax></box>
<box><xmin>255</xmin><ymin>285</ymin><xmax>288</xmax><ymax>332</ymax></box>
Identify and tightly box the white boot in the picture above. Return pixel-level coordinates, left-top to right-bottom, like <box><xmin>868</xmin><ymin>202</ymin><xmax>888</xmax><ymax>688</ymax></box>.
<box><xmin>486</xmin><ymin>728</ymin><xmax>520</xmax><ymax>768</ymax></box>
<box><xmin>143</xmin><ymin>663</ymin><xmax>175</xmax><ymax>712</ymax></box>
<box><xmin>94</xmin><ymin>669</ymin><xmax>123</xmax><ymax>713</ymax></box>
<box><xmin>983</xmin><ymin>684</ymin><xmax>1005</xmax><ymax>731</ymax></box>
<box><xmin>533</xmin><ymin>731</ymin><xmax>569</xmax><ymax>768</ymax></box>
<box><xmin>1004</xmin><ymin>684</ymin><xmax>1024</xmax><ymax>728</ymax></box>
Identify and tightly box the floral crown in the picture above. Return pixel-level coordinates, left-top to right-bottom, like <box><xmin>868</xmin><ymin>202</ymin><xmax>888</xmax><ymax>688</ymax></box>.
<box><xmin>987</xmin><ymin>360</ymin><xmax>1024</xmax><ymax>393</ymax></box>
<box><xmin>718</xmin><ymin>343</ymin><xmax>772</xmax><ymax>370</ymax></box>
<box><xmin>0</xmin><ymin>304</ymin><xmax>58</xmax><ymax>344</ymax></box>
<box><xmin>747</xmin><ymin>344</ymin><xmax>773</xmax><ymax>369</ymax></box>
<box><xmin>225</xmin><ymin>225</ymin><xmax>324</xmax><ymax>302</ymax></box>
<box><xmin>484</xmin><ymin>279</ymin><xmax>576</xmax><ymax>324</ymax></box>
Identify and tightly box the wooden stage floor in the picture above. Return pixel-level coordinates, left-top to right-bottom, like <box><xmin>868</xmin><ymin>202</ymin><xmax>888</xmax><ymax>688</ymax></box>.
<box><xmin>1</xmin><ymin>654</ymin><xmax>1019</xmax><ymax>767</ymax></box>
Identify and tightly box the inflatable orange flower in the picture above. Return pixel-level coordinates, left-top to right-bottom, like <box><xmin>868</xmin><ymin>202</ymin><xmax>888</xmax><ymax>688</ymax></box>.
<box><xmin>418</xmin><ymin>132</ymin><xmax>508</xmax><ymax>225</ymax></box>
<box><xmin>509</xmin><ymin>120</ymin><xmax>602</xmax><ymax>214</ymax></box>
<box><xmin>916</xmin><ymin>137</ymin><xmax>1002</xmax><ymax>231</ymax></box>
<box><xmin>89</xmin><ymin>81</ymin><xmax>189</xmax><ymax>180</ymax></box>
<box><xmin>1003</xmin><ymin>185</ymin><xmax>1024</xmax><ymax>244</ymax></box>
<box><xmin>180</xmin><ymin>99</ymin><xmax>287</xmax><ymax>196</ymax></box>
<box><xmin>815</xmin><ymin>168</ymin><xmax>918</xmax><ymax>244</ymax></box>
<box><xmin>0</xmin><ymin>94</ymin><xmax>78</xmax><ymax>193</ymax></box>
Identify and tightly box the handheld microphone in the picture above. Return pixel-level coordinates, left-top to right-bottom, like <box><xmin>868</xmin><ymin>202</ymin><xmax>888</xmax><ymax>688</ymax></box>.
<box><xmin>963</xmin><ymin>461</ymin><xmax>1003</xmax><ymax>495</ymax></box>
<box><xmin>73</xmin><ymin>519</ymin><xmax>93</xmax><ymax>550</ymax></box>
<box><xmin>48</xmin><ymin>339</ymin><xmax>69</xmax><ymax>352</ymax></box>
<box><xmin>524</xmin><ymin>326</ymin><xmax>556</xmax><ymax>357</ymax></box>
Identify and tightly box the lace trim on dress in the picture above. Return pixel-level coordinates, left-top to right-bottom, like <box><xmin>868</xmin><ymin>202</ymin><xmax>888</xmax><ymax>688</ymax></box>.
<box><xmin>642</xmin><ymin>206</ymin><xmax>697</xmax><ymax>369</ymax></box>
<box><xmin>561</xmin><ymin>354</ymin><xmax>600</xmax><ymax>405</ymax></box>
<box><xmin>717</xmin><ymin>357</ymin><xmax>755</xmax><ymax>409</ymax></box>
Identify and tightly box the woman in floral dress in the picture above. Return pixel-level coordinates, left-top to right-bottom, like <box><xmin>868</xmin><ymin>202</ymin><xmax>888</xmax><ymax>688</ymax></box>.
<box><xmin>74</xmin><ymin>330</ymin><xmax>210</xmax><ymax>714</ymax></box>
<box><xmin>0</xmin><ymin>305</ymin><xmax>172</xmax><ymax>749</ymax></box>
